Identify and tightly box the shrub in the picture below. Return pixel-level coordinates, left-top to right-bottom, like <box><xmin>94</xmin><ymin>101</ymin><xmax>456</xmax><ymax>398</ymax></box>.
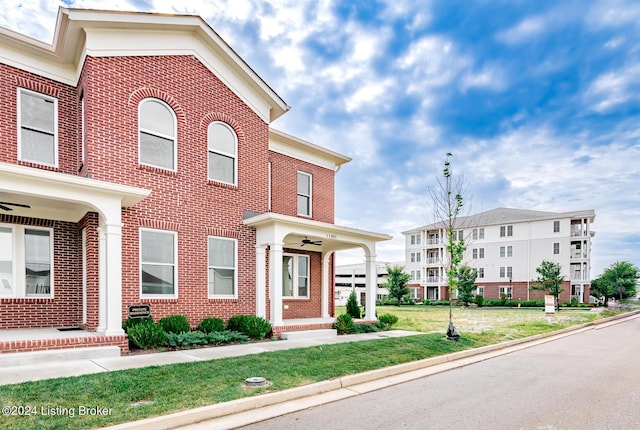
<box><xmin>207</xmin><ymin>331</ymin><xmax>249</xmax><ymax>345</ymax></box>
<box><xmin>127</xmin><ymin>320</ymin><xmax>165</xmax><ymax>349</ymax></box>
<box><xmin>474</xmin><ymin>295</ymin><xmax>484</xmax><ymax>307</ymax></box>
<box><xmin>333</xmin><ymin>313</ymin><xmax>354</xmax><ymax>334</ymax></box>
<box><xmin>403</xmin><ymin>296</ymin><xmax>415</xmax><ymax>305</ymax></box>
<box><xmin>163</xmin><ymin>330</ymin><xmax>250</xmax><ymax>348</ymax></box>
<box><xmin>159</xmin><ymin>315</ymin><xmax>190</xmax><ymax>334</ymax></box>
<box><xmin>197</xmin><ymin>317</ymin><xmax>224</xmax><ymax>334</ymax></box>
<box><xmin>226</xmin><ymin>315</ymin><xmax>272</xmax><ymax>339</ymax></box>
<box><xmin>346</xmin><ymin>290</ymin><xmax>361</xmax><ymax>319</ymax></box>
<box><xmin>353</xmin><ymin>323</ymin><xmax>380</xmax><ymax>333</ymax></box>
<box><xmin>226</xmin><ymin>315</ymin><xmax>248</xmax><ymax>332</ymax></box>
<box><xmin>386</xmin><ymin>297</ymin><xmax>399</xmax><ymax>306</ymax></box>
<box><xmin>122</xmin><ymin>316</ymin><xmax>153</xmax><ymax>333</ymax></box>
<box><xmin>241</xmin><ymin>316</ymin><xmax>272</xmax><ymax>339</ymax></box>
<box><xmin>422</xmin><ymin>299</ymin><xmax>431</xmax><ymax>305</ymax></box>
<box><xmin>378</xmin><ymin>313</ymin><xmax>399</xmax><ymax>326</ymax></box>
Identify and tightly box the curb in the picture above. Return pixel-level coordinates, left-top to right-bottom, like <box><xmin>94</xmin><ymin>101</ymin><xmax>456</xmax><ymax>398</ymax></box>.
<box><xmin>105</xmin><ymin>311</ymin><xmax>640</xmax><ymax>430</ymax></box>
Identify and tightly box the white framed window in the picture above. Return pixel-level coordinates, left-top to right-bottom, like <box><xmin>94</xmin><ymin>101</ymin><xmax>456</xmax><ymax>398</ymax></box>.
<box><xmin>18</xmin><ymin>88</ymin><xmax>58</xmax><ymax>167</ymax></box>
<box><xmin>479</xmin><ymin>228</ymin><xmax>484</xmax><ymax>239</ymax></box>
<box><xmin>507</xmin><ymin>225</ymin><xmax>513</xmax><ymax>236</ymax></box>
<box><xmin>553</xmin><ymin>242</ymin><xmax>560</xmax><ymax>255</ymax></box>
<box><xmin>478</xmin><ymin>267</ymin><xmax>484</xmax><ymax>279</ymax></box>
<box><xmin>500</xmin><ymin>225</ymin><xmax>513</xmax><ymax>237</ymax></box>
<box><xmin>476</xmin><ymin>287</ymin><xmax>484</xmax><ymax>297</ymax></box>
<box><xmin>297</xmin><ymin>171</ymin><xmax>312</xmax><ymax>217</ymax></box>
<box><xmin>507</xmin><ymin>246</ymin><xmax>513</xmax><ymax>257</ymax></box>
<box><xmin>473</xmin><ymin>229</ymin><xmax>478</xmax><ymax>240</ymax></box>
<box><xmin>0</xmin><ymin>224</ymin><xmax>53</xmax><ymax>298</ymax></box>
<box><xmin>553</xmin><ymin>220</ymin><xmax>560</xmax><ymax>233</ymax></box>
<box><xmin>208</xmin><ymin>122</ymin><xmax>237</xmax><ymax>184</ymax></box>
<box><xmin>479</xmin><ymin>248</ymin><xmax>484</xmax><ymax>258</ymax></box>
<box><xmin>500</xmin><ymin>266</ymin><xmax>505</xmax><ymax>278</ymax></box>
<box><xmin>410</xmin><ymin>288</ymin><xmax>420</xmax><ymax>299</ymax></box>
<box><xmin>500</xmin><ymin>246</ymin><xmax>505</xmax><ymax>258</ymax></box>
<box><xmin>140</xmin><ymin>228</ymin><xmax>177</xmax><ymax>297</ymax></box>
<box><xmin>139</xmin><ymin>99</ymin><xmax>177</xmax><ymax>171</ymax></box>
<box><xmin>283</xmin><ymin>254</ymin><xmax>309</xmax><ymax>298</ymax></box>
<box><xmin>507</xmin><ymin>266</ymin><xmax>513</xmax><ymax>279</ymax></box>
<box><xmin>499</xmin><ymin>286</ymin><xmax>513</xmax><ymax>299</ymax></box>
<box><xmin>208</xmin><ymin>236</ymin><xmax>236</xmax><ymax>297</ymax></box>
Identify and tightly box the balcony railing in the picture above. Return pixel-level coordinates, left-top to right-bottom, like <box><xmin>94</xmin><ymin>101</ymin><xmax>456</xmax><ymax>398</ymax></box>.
<box><xmin>426</xmin><ymin>239</ymin><xmax>441</xmax><ymax>245</ymax></box>
<box><xmin>426</xmin><ymin>258</ymin><xmax>438</xmax><ymax>265</ymax></box>
<box><xmin>571</xmin><ymin>229</ymin><xmax>587</xmax><ymax>237</ymax></box>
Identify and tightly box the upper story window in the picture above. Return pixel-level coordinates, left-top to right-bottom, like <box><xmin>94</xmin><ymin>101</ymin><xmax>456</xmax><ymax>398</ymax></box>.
<box><xmin>139</xmin><ymin>99</ymin><xmax>176</xmax><ymax>171</ymax></box>
<box><xmin>472</xmin><ymin>227</ymin><xmax>485</xmax><ymax>240</ymax></box>
<box><xmin>410</xmin><ymin>233</ymin><xmax>421</xmax><ymax>245</ymax></box>
<box><xmin>0</xmin><ymin>224</ymin><xmax>53</xmax><ymax>298</ymax></box>
<box><xmin>500</xmin><ymin>225</ymin><xmax>513</xmax><ymax>237</ymax></box>
<box><xmin>553</xmin><ymin>242</ymin><xmax>560</xmax><ymax>254</ymax></box>
<box><xmin>140</xmin><ymin>228</ymin><xmax>177</xmax><ymax>297</ymax></box>
<box><xmin>297</xmin><ymin>171</ymin><xmax>312</xmax><ymax>217</ymax></box>
<box><xmin>208</xmin><ymin>122</ymin><xmax>237</xmax><ymax>185</ymax></box>
<box><xmin>553</xmin><ymin>220</ymin><xmax>560</xmax><ymax>233</ymax></box>
<box><xmin>208</xmin><ymin>236</ymin><xmax>237</xmax><ymax>297</ymax></box>
<box><xmin>18</xmin><ymin>88</ymin><xmax>58</xmax><ymax>167</ymax></box>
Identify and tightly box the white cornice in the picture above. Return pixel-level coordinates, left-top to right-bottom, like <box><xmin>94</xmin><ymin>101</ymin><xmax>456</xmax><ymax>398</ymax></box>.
<box><xmin>269</xmin><ymin>129</ymin><xmax>351</xmax><ymax>171</ymax></box>
<box><xmin>0</xmin><ymin>7</ymin><xmax>290</xmax><ymax>123</ymax></box>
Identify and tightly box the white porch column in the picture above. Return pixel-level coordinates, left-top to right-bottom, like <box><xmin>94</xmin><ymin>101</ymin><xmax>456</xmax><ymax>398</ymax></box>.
<box><xmin>96</xmin><ymin>227</ymin><xmax>106</xmax><ymax>333</ymax></box>
<box><xmin>269</xmin><ymin>242</ymin><xmax>284</xmax><ymax>325</ymax></box>
<box><xmin>321</xmin><ymin>252</ymin><xmax>333</xmax><ymax>318</ymax></box>
<box><xmin>364</xmin><ymin>253</ymin><xmax>378</xmax><ymax>321</ymax></box>
<box><xmin>255</xmin><ymin>245</ymin><xmax>267</xmax><ymax>318</ymax></box>
<box><xmin>100</xmin><ymin>222</ymin><xmax>125</xmax><ymax>336</ymax></box>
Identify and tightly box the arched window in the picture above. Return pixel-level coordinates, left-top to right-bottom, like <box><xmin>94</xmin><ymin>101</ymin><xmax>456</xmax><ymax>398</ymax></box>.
<box><xmin>139</xmin><ymin>99</ymin><xmax>176</xmax><ymax>170</ymax></box>
<box><xmin>208</xmin><ymin>122</ymin><xmax>237</xmax><ymax>185</ymax></box>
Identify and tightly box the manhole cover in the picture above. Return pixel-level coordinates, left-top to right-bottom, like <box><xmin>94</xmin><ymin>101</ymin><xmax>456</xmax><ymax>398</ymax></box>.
<box><xmin>244</xmin><ymin>376</ymin><xmax>267</xmax><ymax>387</ymax></box>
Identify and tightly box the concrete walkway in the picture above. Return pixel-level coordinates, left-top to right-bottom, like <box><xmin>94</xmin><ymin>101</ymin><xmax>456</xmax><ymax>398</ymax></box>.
<box><xmin>0</xmin><ymin>330</ymin><xmax>423</xmax><ymax>386</ymax></box>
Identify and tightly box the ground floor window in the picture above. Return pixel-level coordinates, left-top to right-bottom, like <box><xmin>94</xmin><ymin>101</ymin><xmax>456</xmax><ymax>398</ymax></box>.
<box><xmin>283</xmin><ymin>254</ymin><xmax>309</xmax><ymax>298</ymax></box>
<box><xmin>476</xmin><ymin>286</ymin><xmax>484</xmax><ymax>297</ymax></box>
<box><xmin>140</xmin><ymin>228</ymin><xmax>177</xmax><ymax>297</ymax></box>
<box><xmin>410</xmin><ymin>288</ymin><xmax>420</xmax><ymax>299</ymax></box>
<box><xmin>208</xmin><ymin>236</ymin><xmax>236</xmax><ymax>297</ymax></box>
<box><xmin>499</xmin><ymin>286</ymin><xmax>512</xmax><ymax>299</ymax></box>
<box><xmin>0</xmin><ymin>224</ymin><xmax>53</xmax><ymax>298</ymax></box>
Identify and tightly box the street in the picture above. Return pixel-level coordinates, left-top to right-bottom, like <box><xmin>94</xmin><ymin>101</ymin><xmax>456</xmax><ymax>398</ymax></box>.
<box><xmin>240</xmin><ymin>316</ymin><xmax>640</xmax><ymax>430</ymax></box>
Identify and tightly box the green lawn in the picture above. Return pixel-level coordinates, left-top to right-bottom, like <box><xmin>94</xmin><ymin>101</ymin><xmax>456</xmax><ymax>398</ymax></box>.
<box><xmin>0</xmin><ymin>305</ymin><xmax>633</xmax><ymax>429</ymax></box>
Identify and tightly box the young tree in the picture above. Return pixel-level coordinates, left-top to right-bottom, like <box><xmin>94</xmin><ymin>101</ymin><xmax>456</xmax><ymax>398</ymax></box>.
<box><xmin>345</xmin><ymin>289</ymin><xmax>361</xmax><ymax>319</ymax></box>
<box><xmin>530</xmin><ymin>260</ymin><xmax>565</xmax><ymax>311</ymax></box>
<box><xmin>383</xmin><ymin>265</ymin><xmax>410</xmax><ymax>306</ymax></box>
<box><xmin>457</xmin><ymin>265</ymin><xmax>478</xmax><ymax>306</ymax></box>
<box><xmin>591</xmin><ymin>261</ymin><xmax>639</xmax><ymax>307</ymax></box>
<box><xmin>429</xmin><ymin>153</ymin><xmax>468</xmax><ymax>340</ymax></box>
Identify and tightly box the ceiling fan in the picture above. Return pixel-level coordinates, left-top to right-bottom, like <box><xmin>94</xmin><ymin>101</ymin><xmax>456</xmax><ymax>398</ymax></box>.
<box><xmin>0</xmin><ymin>201</ymin><xmax>31</xmax><ymax>211</ymax></box>
<box><xmin>300</xmin><ymin>236</ymin><xmax>322</xmax><ymax>247</ymax></box>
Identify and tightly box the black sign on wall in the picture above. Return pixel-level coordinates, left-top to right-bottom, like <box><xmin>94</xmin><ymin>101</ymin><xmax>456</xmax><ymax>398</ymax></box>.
<box><xmin>128</xmin><ymin>304</ymin><xmax>151</xmax><ymax>319</ymax></box>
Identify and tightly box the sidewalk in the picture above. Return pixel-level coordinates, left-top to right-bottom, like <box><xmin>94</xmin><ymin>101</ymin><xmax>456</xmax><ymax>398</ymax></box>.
<box><xmin>0</xmin><ymin>330</ymin><xmax>424</xmax><ymax>386</ymax></box>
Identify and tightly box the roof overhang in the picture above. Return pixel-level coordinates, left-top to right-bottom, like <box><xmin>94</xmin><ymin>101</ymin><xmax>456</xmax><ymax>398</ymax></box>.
<box><xmin>0</xmin><ymin>162</ymin><xmax>150</xmax><ymax>222</ymax></box>
<box><xmin>269</xmin><ymin>129</ymin><xmax>351</xmax><ymax>171</ymax></box>
<box><xmin>0</xmin><ymin>7</ymin><xmax>289</xmax><ymax>123</ymax></box>
<box><xmin>243</xmin><ymin>212</ymin><xmax>391</xmax><ymax>255</ymax></box>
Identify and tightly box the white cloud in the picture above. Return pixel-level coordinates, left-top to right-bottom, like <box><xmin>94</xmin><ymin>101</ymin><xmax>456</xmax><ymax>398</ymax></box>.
<box><xmin>583</xmin><ymin>64</ymin><xmax>640</xmax><ymax>112</ymax></box>
<box><xmin>496</xmin><ymin>16</ymin><xmax>546</xmax><ymax>45</ymax></box>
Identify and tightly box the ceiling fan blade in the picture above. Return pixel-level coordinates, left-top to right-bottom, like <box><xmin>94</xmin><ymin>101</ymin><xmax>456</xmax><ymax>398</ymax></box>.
<box><xmin>0</xmin><ymin>202</ymin><xmax>30</xmax><ymax>208</ymax></box>
<box><xmin>0</xmin><ymin>204</ymin><xmax>12</xmax><ymax>211</ymax></box>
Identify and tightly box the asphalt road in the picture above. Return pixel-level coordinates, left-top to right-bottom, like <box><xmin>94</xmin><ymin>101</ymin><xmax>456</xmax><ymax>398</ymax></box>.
<box><xmin>240</xmin><ymin>317</ymin><xmax>640</xmax><ymax>430</ymax></box>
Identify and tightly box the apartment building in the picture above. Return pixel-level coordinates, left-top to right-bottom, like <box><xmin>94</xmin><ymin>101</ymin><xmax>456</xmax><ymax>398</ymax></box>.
<box><xmin>334</xmin><ymin>261</ymin><xmax>408</xmax><ymax>306</ymax></box>
<box><xmin>0</xmin><ymin>8</ymin><xmax>390</xmax><ymax>354</ymax></box>
<box><xmin>403</xmin><ymin>208</ymin><xmax>595</xmax><ymax>303</ymax></box>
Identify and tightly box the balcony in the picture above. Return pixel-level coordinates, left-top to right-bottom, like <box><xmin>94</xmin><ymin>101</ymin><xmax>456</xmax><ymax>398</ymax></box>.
<box><xmin>571</xmin><ymin>228</ymin><xmax>587</xmax><ymax>237</ymax></box>
<box><xmin>426</xmin><ymin>239</ymin><xmax>441</xmax><ymax>245</ymax></box>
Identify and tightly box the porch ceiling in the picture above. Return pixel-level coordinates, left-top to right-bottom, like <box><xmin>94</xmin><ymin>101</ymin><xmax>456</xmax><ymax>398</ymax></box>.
<box><xmin>243</xmin><ymin>212</ymin><xmax>392</xmax><ymax>253</ymax></box>
<box><xmin>0</xmin><ymin>162</ymin><xmax>150</xmax><ymax>222</ymax></box>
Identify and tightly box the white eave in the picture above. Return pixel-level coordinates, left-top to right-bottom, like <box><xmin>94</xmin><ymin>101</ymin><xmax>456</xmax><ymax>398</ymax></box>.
<box><xmin>0</xmin><ymin>7</ymin><xmax>289</xmax><ymax>123</ymax></box>
<box><xmin>269</xmin><ymin>129</ymin><xmax>352</xmax><ymax>171</ymax></box>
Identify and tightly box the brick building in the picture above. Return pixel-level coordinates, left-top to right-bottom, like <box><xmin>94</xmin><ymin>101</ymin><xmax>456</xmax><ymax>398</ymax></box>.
<box><xmin>0</xmin><ymin>8</ymin><xmax>390</xmax><ymax>354</ymax></box>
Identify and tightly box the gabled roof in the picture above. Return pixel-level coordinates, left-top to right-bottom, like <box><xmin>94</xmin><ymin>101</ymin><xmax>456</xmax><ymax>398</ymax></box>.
<box><xmin>0</xmin><ymin>7</ymin><xmax>289</xmax><ymax>123</ymax></box>
<box><xmin>402</xmin><ymin>207</ymin><xmax>596</xmax><ymax>234</ymax></box>
<box><xmin>269</xmin><ymin>129</ymin><xmax>351</xmax><ymax>171</ymax></box>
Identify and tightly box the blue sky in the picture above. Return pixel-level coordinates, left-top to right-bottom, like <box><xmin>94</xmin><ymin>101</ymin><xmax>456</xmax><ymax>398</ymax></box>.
<box><xmin>2</xmin><ymin>0</ymin><xmax>639</xmax><ymax>277</ymax></box>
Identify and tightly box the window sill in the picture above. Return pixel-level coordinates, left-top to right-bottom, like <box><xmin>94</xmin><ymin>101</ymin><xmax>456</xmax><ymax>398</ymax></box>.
<box><xmin>18</xmin><ymin>160</ymin><xmax>59</xmax><ymax>171</ymax></box>
<box><xmin>208</xmin><ymin>296</ymin><xmax>238</xmax><ymax>301</ymax></box>
<box><xmin>207</xmin><ymin>180</ymin><xmax>238</xmax><ymax>190</ymax></box>
<box><xmin>1</xmin><ymin>297</ymin><xmax>54</xmax><ymax>303</ymax></box>
<box><xmin>138</xmin><ymin>164</ymin><xmax>178</xmax><ymax>176</ymax></box>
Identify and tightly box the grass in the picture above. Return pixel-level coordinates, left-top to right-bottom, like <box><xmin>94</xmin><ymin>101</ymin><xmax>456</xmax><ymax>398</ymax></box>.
<box><xmin>0</xmin><ymin>304</ymin><xmax>636</xmax><ymax>429</ymax></box>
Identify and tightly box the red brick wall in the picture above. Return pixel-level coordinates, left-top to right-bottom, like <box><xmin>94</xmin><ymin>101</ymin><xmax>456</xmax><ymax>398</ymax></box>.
<box><xmin>475</xmin><ymin>281</ymin><xmax>573</xmax><ymax>303</ymax></box>
<box><xmin>269</xmin><ymin>152</ymin><xmax>335</xmax><ymax>223</ymax></box>
<box><xmin>0</xmin><ymin>215</ymin><xmax>82</xmax><ymax>329</ymax></box>
<box><xmin>282</xmin><ymin>249</ymin><xmax>322</xmax><ymax>319</ymax></box>
<box><xmin>0</xmin><ymin>64</ymin><xmax>80</xmax><ymax>174</ymax></box>
<box><xmin>79</xmin><ymin>55</ymin><xmax>272</xmax><ymax>327</ymax></box>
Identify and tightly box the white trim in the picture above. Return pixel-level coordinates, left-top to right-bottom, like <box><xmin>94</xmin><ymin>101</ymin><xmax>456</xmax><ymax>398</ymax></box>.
<box><xmin>282</xmin><ymin>253</ymin><xmax>309</xmax><ymax>299</ymax></box>
<box><xmin>208</xmin><ymin>236</ymin><xmax>238</xmax><ymax>299</ymax></box>
<box><xmin>139</xmin><ymin>227</ymin><xmax>178</xmax><ymax>299</ymax></box>
<box><xmin>17</xmin><ymin>87</ymin><xmax>59</xmax><ymax>168</ymax></box>
<box><xmin>0</xmin><ymin>224</ymin><xmax>54</xmax><ymax>298</ymax></box>
<box><xmin>207</xmin><ymin>121</ymin><xmax>238</xmax><ymax>186</ymax></box>
<box><xmin>269</xmin><ymin>129</ymin><xmax>351</xmax><ymax>171</ymax></box>
<box><xmin>297</xmin><ymin>171</ymin><xmax>312</xmax><ymax>217</ymax></box>
<box><xmin>82</xmin><ymin>227</ymin><xmax>87</xmax><ymax>325</ymax></box>
<box><xmin>138</xmin><ymin>98</ymin><xmax>177</xmax><ymax>172</ymax></box>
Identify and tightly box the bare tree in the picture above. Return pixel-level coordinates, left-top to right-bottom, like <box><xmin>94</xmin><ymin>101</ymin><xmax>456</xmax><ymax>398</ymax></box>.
<box><xmin>428</xmin><ymin>153</ymin><xmax>470</xmax><ymax>340</ymax></box>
